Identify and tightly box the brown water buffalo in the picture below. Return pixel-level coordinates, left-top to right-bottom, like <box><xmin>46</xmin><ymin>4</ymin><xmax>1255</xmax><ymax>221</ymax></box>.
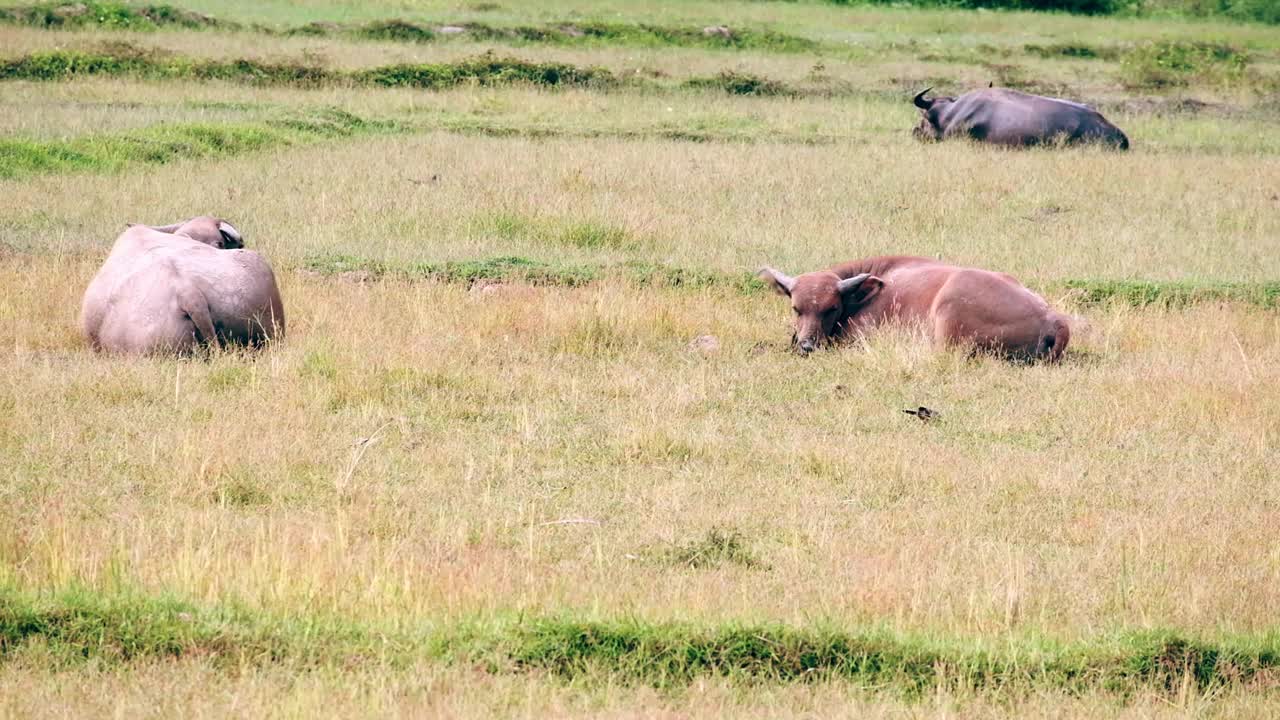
<box><xmin>759</xmin><ymin>256</ymin><xmax>1069</xmax><ymax>360</ymax></box>
<box><xmin>81</xmin><ymin>217</ymin><xmax>285</xmax><ymax>355</ymax></box>
<box><xmin>912</xmin><ymin>87</ymin><xmax>1129</xmax><ymax>150</ymax></box>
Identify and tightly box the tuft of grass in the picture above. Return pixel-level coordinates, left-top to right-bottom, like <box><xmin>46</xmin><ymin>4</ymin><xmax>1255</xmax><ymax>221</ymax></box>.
<box><xmin>556</xmin><ymin>222</ymin><xmax>636</xmax><ymax>250</ymax></box>
<box><xmin>683</xmin><ymin>70</ymin><xmax>793</xmax><ymax>97</ymax></box>
<box><xmin>656</xmin><ymin>528</ymin><xmax>766</xmax><ymax>570</ymax></box>
<box><xmin>471</xmin><ymin>210</ymin><xmax>535</xmax><ymax>241</ymax></box>
<box><xmin>1023</xmin><ymin>42</ymin><xmax>1121</xmax><ymax>60</ymax></box>
<box><xmin>352</xmin><ymin>19</ymin><xmax>437</xmax><ymax>43</ymax></box>
<box><xmin>212</xmin><ymin>470</ymin><xmax>270</xmax><ymax>508</ymax></box>
<box><xmin>355</xmin><ymin>53</ymin><xmax>615</xmax><ymax>90</ymax></box>
<box><xmin>0</xmin><ymin>108</ymin><xmax>401</xmax><ymax>179</ymax></box>
<box><xmin>1119</xmin><ymin>40</ymin><xmax>1250</xmax><ymax>88</ymax></box>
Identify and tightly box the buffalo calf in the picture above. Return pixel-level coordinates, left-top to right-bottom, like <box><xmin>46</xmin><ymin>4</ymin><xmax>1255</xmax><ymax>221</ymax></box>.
<box><xmin>760</xmin><ymin>256</ymin><xmax>1070</xmax><ymax>360</ymax></box>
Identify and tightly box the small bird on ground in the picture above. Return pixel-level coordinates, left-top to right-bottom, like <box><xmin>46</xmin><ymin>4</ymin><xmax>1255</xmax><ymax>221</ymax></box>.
<box><xmin>903</xmin><ymin>406</ymin><xmax>938</xmax><ymax>423</ymax></box>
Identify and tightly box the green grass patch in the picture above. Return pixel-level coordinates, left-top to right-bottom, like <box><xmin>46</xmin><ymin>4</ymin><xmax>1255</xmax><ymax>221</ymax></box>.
<box><xmin>0</xmin><ymin>48</ymin><xmax>337</xmax><ymax>85</ymax></box>
<box><xmin>0</xmin><ymin>108</ymin><xmax>401</xmax><ymax>179</ymax></box>
<box><xmin>0</xmin><ymin>1</ymin><xmax>229</xmax><ymax>30</ymax></box>
<box><xmin>477</xmin><ymin>620</ymin><xmax>1280</xmax><ymax>693</ymax></box>
<box><xmin>0</xmin><ymin>585</ymin><xmax>420</xmax><ymax>668</ymax></box>
<box><xmin>1063</xmin><ymin>279</ymin><xmax>1280</xmax><ymax>308</ymax></box>
<box><xmin>467</xmin><ymin>212</ymin><xmax>644</xmax><ymax>251</ymax></box>
<box><xmin>556</xmin><ymin>222</ymin><xmax>637</xmax><ymax>251</ymax></box>
<box><xmin>1119</xmin><ymin>40</ymin><xmax>1250</xmax><ymax>88</ymax></box>
<box><xmin>4</xmin><ymin>585</ymin><xmax>1280</xmax><ymax>694</ymax></box>
<box><xmin>303</xmin><ymin>254</ymin><xmax>763</xmax><ymax>292</ymax></box>
<box><xmin>0</xmin><ymin>107</ymin><xmax>836</xmax><ymax>180</ymax></box>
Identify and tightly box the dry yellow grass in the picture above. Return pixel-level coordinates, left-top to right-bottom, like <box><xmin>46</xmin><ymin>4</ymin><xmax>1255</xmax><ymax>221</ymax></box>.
<box><xmin>5</xmin><ymin>128</ymin><xmax>1279</xmax><ymax>275</ymax></box>
<box><xmin>3</xmin><ymin>253</ymin><xmax>1279</xmax><ymax>636</ymax></box>
<box><xmin>3</xmin><ymin>1</ymin><xmax>1280</xmax><ymax>714</ymax></box>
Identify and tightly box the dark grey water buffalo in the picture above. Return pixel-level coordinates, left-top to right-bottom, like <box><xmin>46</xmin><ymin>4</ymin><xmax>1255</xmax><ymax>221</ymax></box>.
<box><xmin>912</xmin><ymin>87</ymin><xmax>1129</xmax><ymax>150</ymax></box>
<box><xmin>81</xmin><ymin>217</ymin><xmax>285</xmax><ymax>355</ymax></box>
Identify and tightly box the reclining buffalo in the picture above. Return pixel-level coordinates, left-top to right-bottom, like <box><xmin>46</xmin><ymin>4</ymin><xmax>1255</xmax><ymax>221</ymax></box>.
<box><xmin>912</xmin><ymin>86</ymin><xmax>1129</xmax><ymax>150</ymax></box>
<box><xmin>81</xmin><ymin>216</ymin><xmax>285</xmax><ymax>355</ymax></box>
<box><xmin>759</xmin><ymin>256</ymin><xmax>1070</xmax><ymax>361</ymax></box>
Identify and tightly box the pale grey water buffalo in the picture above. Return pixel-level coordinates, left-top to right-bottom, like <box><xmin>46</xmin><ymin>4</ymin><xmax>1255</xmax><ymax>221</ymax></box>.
<box><xmin>759</xmin><ymin>255</ymin><xmax>1070</xmax><ymax>360</ymax></box>
<box><xmin>912</xmin><ymin>87</ymin><xmax>1129</xmax><ymax>150</ymax></box>
<box><xmin>81</xmin><ymin>217</ymin><xmax>285</xmax><ymax>355</ymax></box>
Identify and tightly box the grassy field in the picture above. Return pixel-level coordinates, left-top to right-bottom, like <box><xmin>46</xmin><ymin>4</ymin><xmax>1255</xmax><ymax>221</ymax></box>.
<box><xmin>2</xmin><ymin>0</ymin><xmax>1280</xmax><ymax>717</ymax></box>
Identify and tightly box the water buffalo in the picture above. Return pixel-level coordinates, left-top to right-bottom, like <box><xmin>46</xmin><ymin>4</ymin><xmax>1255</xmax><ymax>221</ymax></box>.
<box><xmin>912</xmin><ymin>87</ymin><xmax>1129</xmax><ymax>150</ymax></box>
<box><xmin>759</xmin><ymin>256</ymin><xmax>1069</xmax><ymax>360</ymax></box>
<box><xmin>81</xmin><ymin>217</ymin><xmax>285</xmax><ymax>355</ymax></box>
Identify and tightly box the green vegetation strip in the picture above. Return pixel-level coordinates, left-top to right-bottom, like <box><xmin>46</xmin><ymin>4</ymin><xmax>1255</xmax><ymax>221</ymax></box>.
<box><xmin>0</xmin><ymin>49</ymin><xmax>619</xmax><ymax>90</ymax></box>
<box><xmin>817</xmin><ymin>0</ymin><xmax>1278</xmax><ymax>24</ymax></box>
<box><xmin>1</xmin><ymin>0</ymin><xmax>1274</xmax><ymax>40</ymax></box>
<box><xmin>0</xmin><ymin>48</ymin><xmax>804</xmax><ymax>97</ymax></box>
<box><xmin>305</xmin><ymin>255</ymin><xmax>1280</xmax><ymax>309</ymax></box>
<box><xmin>2</xmin><ymin>586</ymin><xmax>1279</xmax><ymax>693</ymax></box>
<box><xmin>1061</xmin><ymin>279</ymin><xmax>1280</xmax><ymax>309</ymax></box>
<box><xmin>0</xmin><ymin>108</ymin><xmax>402</xmax><ymax>178</ymax></box>
<box><xmin>306</xmin><ymin>255</ymin><xmax>763</xmax><ymax>293</ymax></box>
<box><xmin>0</xmin><ymin>109</ymin><xmax>843</xmax><ymax>180</ymax></box>
<box><xmin>0</xmin><ymin>1</ymin><xmax>818</xmax><ymax>53</ymax></box>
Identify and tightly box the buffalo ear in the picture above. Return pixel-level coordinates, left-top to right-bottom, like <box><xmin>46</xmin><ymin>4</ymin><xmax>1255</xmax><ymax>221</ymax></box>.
<box><xmin>838</xmin><ymin>273</ymin><xmax>884</xmax><ymax>306</ymax></box>
<box><xmin>758</xmin><ymin>267</ymin><xmax>797</xmax><ymax>297</ymax></box>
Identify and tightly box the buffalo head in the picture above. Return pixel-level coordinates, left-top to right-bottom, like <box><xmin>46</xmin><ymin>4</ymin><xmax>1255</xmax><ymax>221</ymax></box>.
<box><xmin>912</xmin><ymin>88</ymin><xmax>954</xmax><ymax>142</ymax></box>
<box><xmin>759</xmin><ymin>267</ymin><xmax>884</xmax><ymax>355</ymax></box>
<box><xmin>133</xmin><ymin>216</ymin><xmax>244</xmax><ymax>249</ymax></box>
